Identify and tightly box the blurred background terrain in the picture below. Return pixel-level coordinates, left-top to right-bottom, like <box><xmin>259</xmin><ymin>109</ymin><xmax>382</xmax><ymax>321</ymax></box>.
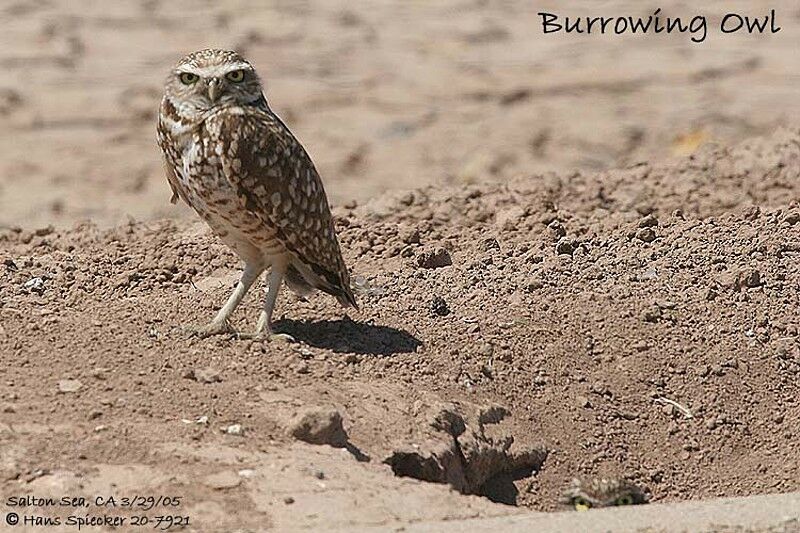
<box><xmin>0</xmin><ymin>0</ymin><xmax>798</xmax><ymax>228</ymax></box>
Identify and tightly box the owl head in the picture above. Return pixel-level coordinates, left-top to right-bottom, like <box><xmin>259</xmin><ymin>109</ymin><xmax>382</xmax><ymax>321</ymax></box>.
<box><xmin>164</xmin><ymin>49</ymin><xmax>266</xmax><ymax>115</ymax></box>
<box><xmin>562</xmin><ymin>477</ymin><xmax>648</xmax><ymax>511</ymax></box>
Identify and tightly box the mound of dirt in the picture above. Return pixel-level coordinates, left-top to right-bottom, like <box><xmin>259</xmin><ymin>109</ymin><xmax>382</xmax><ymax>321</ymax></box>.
<box><xmin>1</xmin><ymin>129</ymin><xmax>798</xmax><ymax>528</ymax></box>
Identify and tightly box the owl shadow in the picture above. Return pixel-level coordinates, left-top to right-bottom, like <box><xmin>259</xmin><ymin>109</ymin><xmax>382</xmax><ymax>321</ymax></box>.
<box><xmin>274</xmin><ymin>317</ymin><xmax>421</xmax><ymax>356</ymax></box>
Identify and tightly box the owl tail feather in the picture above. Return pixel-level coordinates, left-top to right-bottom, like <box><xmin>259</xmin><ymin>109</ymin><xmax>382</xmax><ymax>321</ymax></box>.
<box><xmin>285</xmin><ymin>264</ymin><xmax>358</xmax><ymax>310</ymax></box>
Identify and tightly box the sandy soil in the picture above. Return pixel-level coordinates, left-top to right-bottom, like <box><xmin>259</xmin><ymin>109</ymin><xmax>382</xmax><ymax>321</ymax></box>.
<box><xmin>2</xmin><ymin>127</ymin><xmax>799</xmax><ymax>530</ymax></box>
<box><xmin>1</xmin><ymin>0</ymin><xmax>799</xmax><ymax>228</ymax></box>
<box><xmin>1</xmin><ymin>1</ymin><xmax>800</xmax><ymax>532</ymax></box>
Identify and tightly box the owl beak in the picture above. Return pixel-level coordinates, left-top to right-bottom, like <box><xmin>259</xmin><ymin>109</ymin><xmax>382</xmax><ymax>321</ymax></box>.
<box><xmin>207</xmin><ymin>78</ymin><xmax>221</xmax><ymax>103</ymax></box>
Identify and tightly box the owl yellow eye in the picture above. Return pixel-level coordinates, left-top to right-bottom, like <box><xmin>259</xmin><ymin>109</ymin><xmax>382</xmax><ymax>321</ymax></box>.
<box><xmin>573</xmin><ymin>497</ymin><xmax>591</xmax><ymax>511</ymax></box>
<box><xmin>615</xmin><ymin>495</ymin><xmax>634</xmax><ymax>506</ymax></box>
<box><xmin>226</xmin><ymin>70</ymin><xmax>245</xmax><ymax>83</ymax></box>
<box><xmin>179</xmin><ymin>72</ymin><xmax>199</xmax><ymax>85</ymax></box>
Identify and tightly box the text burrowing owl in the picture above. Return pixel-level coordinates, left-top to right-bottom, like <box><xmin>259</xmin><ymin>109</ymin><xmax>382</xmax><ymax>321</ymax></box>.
<box><xmin>157</xmin><ymin>49</ymin><xmax>356</xmax><ymax>339</ymax></box>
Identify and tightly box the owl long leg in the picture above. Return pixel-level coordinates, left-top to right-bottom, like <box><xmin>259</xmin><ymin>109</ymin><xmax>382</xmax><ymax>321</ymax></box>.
<box><xmin>195</xmin><ymin>262</ymin><xmax>263</xmax><ymax>338</ymax></box>
<box><xmin>255</xmin><ymin>264</ymin><xmax>285</xmax><ymax>334</ymax></box>
<box><xmin>242</xmin><ymin>262</ymin><xmax>295</xmax><ymax>342</ymax></box>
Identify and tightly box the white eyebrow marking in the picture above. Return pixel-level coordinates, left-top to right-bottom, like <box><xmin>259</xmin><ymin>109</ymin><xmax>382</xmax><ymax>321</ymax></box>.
<box><xmin>177</xmin><ymin>63</ymin><xmax>253</xmax><ymax>78</ymax></box>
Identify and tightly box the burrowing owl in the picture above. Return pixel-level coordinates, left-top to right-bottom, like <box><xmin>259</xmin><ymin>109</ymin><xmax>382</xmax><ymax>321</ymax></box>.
<box><xmin>157</xmin><ymin>49</ymin><xmax>356</xmax><ymax>339</ymax></box>
<box><xmin>562</xmin><ymin>478</ymin><xmax>648</xmax><ymax>511</ymax></box>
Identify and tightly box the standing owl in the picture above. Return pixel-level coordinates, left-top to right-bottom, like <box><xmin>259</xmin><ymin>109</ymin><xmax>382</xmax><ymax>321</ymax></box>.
<box><xmin>156</xmin><ymin>49</ymin><xmax>356</xmax><ymax>339</ymax></box>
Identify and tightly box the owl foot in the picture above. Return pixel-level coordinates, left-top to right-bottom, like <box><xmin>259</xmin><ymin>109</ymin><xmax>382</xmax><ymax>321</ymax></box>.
<box><xmin>188</xmin><ymin>320</ymin><xmax>236</xmax><ymax>339</ymax></box>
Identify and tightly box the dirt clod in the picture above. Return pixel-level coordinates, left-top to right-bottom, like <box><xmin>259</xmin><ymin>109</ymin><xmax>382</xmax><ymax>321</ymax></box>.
<box><xmin>288</xmin><ymin>408</ymin><xmax>348</xmax><ymax>448</ymax></box>
<box><xmin>635</xmin><ymin>228</ymin><xmax>657</xmax><ymax>242</ymax></box>
<box><xmin>195</xmin><ymin>367</ymin><xmax>223</xmax><ymax>384</ymax></box>
<box><xmin>416</xmin><ymin>247</ymin><xmax>452</xmax><ymax>269</ymax></box>
<box><xmin>430</xmin><ymin>295</ymin><xmax>451</xmax><ymax>316</ymax></box>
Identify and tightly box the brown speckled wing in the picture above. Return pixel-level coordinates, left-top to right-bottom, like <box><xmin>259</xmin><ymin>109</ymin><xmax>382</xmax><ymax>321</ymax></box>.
<box><xmin>156</xmin><ymin>99</ymin><xmax>187</xmax><ymax>205</ymax></box>
<box><xmin>208</xmin><ymin>106</ymin><xmax>356</xmax><ymax>307</ymax></box>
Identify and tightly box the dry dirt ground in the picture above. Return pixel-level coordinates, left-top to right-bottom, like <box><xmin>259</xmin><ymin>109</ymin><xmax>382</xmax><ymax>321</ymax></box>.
<box><xmin>1</xmin><ymin>1</ymin><xmax>800</xmax><ymax>532</ymax></box>
<box><xmin>1</xmin><ymin>128</ymin><xmax>799</xmax><ymax>531</ymax></box>
<box><xmin>1</xmin><ymin>0</ymin><xmax>799</xmax><ymax>227</ymax></box>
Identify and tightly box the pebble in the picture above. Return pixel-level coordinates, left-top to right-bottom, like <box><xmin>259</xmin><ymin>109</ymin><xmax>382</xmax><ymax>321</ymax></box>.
<box><xmin>223</xmin><ymin>424</ymin><xmax>244</xmax><ymax>436</ymax></box>
<box><xmin>430</xmin><ymin>295</ymin><xmax>450</xmax><ymax>316</ymax></box>
<box><xmin>58</xmin><ymin>379</ymin><xmax>82</xmax><ymax>393</ymax></box>
<box><xmin>287</xmin><ymin>407</ymin><xmax>348</xmax><ymax>447</ymax></box>
<box><xmin>635</xmin><ymin>228</ymin><xmax>656</xmax><ymax>242</ymax></box>
<box><xmin>548</xmin><ymin>220</ymin><xmax>567</xmax><ymax>239</ymax></box>
<box><xmin>416</xmin><ymin>247</ymin><xmax>452</xmax><ymax>269</ymax></box>
<box><xmin>555</xmin><ymin>237</ymin><xmax>576</xmax><ymax>255</ymax></box>
<box><xmin>638</xmin><ymin>214</ymin><xmax>659</xmax><ymax>228</ymax></box>
<box><xmin>24</xmin><ymin>277</ymin><xmax>45</xmax><ymax>293</ymax></box>
<box><xmin>738</xmin><ymin>268</ymin><xmax>761</xmax><ymax>289</ymax></box>
<box><xmin>195</xmin><ymin>367</ymin><xmax>222</xmax><ymax>384</ymax></box>
<box><xmin>575</xmin><ymin>395</ymin><xmax>591</xmax><ymax>408</ymax></box>
<box><xmin>642</xmin><ymin>307</ymin><xmax>662</xmax><ymax>323</ymax></box>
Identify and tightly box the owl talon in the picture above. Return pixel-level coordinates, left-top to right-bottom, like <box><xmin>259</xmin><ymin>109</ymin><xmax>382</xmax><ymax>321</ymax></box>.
<box><xmin>189</xmin><ymin>321</ymin><xmax>236</xmax><ymax>339</ymax></box>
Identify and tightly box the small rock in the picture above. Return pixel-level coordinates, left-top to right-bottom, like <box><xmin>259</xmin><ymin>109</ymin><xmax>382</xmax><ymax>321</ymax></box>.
<box><xmin>575</xmin><ymin>395</ymin><xmax>591</xmax><ymax>408</ymax></box>
<box><xmin>481</xmin><ymin>238</ymin><xmax>500</xmax><ymax>251</ymax></box>
<box><xmin>3</xmin><ymin>259</ymin><xmax>17</xmax><ymax>271</ymax></box>
<box><xmin>288</xmin><ymin>407</ymin><xmax>348</xmax><ymax>447</ymax></box>
<box><xmin>638</xmin><ymin>214</ymin><xmax>659</xmax><ymax>228</ymax></box>
<box><xmin>223</xmin><ymin>424</ymin><xmax>244</xmax><ymax>436</ymax></box>
<box><xmin>635</xmin><ymin>228</ymin><xmax>656</xmax><ymax>243</ymax></box>
<box><xmin>556</xmin><ymin>237</ymin><xmax>576</xmax><ymax>255</ymax></box>
<box><xmin>547</xmin><ymin>220</ymin><xmax>567</xmax><ymax>240</ymax></box>
<box><xmin>477</xmin><ymin>343</ymin><xmax>494</xmax><ymax>358</ymax></box>
<box><xmin>58</xmin><ymin>379</ymin><xmax>82</xmax><ymax>393</ymax></box>
<box><xmin>195</xmin><ymin>368</ymin><xmax>222</xmax><ymax>384</ymax></box>
<box><xmin>283</xmin><ymin>496</ymin><xmax>295</xmax><ymax>505</ymax></box>
<box><xmin>430</xmin><ymin>295</ymin><xmax>450</xmax><ymax>316</ymax></box>
<box><xmin>88</xmin><ymin>410</ymin><xmax>102</xmax><ymax>420</ymax></box>
<box><xmin>416</xmin><ymin>247</ymin><xmax>452</xmax><ymax>269</ymax></box>
<box><xmin>204</xmin><ymin>471</ymin><xmax>241</xmax><ymax>490</ymax></box>
<box><xmin>738</xmin><ymin>268</ymin><xmax>761</xmax><ymax>289</ymax></box>
<box><xmin>642</xmin><ymin>306</ymin><xmax>662</xmax><ymax>323</ymax></box>
<box><xmin>34</xmin><ymin>225</ymin><xmax>54</xmax><ymax>237</ymax></box>
<box><xmin>24</xmin><ymin>277</ymin><xmax>45</xmax><ymax>293</ymax></box>
<box><xmin>399</xmin><ymin>226</ymin><xmax>421</xmax><ymax>244</ymax></box>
